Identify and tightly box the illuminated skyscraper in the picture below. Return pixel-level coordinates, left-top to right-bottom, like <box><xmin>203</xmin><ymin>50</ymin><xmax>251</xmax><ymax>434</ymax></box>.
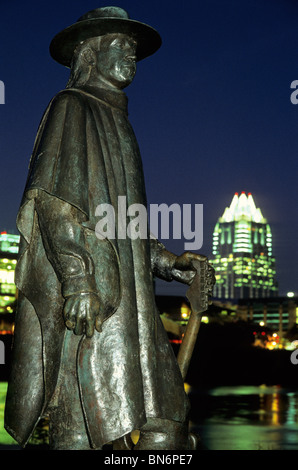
<box><xmin>0</xmin><ymin>232</ymin><xmax>19</xmax><ymax>313</ymax></box>
<box><xmin>211</xmin><ymin>192</ymin><xmax>278</xmax><ymax>299</ymax></box>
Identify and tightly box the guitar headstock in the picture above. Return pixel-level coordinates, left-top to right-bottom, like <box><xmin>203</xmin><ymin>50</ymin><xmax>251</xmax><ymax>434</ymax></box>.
<box><xmin>186</xmin><ymin>258</ymin><xmax>215</xmax><ymax>314</ymax></box>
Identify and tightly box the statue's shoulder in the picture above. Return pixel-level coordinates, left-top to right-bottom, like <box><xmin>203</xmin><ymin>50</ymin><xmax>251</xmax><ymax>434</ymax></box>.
<box><xmin>39</xmin><ymin>89</ymin><xmax>92</xmax><ymax>126</ymax></box>
<box><xmin>50</xmin><ymin>88</ymin><xmax>88</xmax><ymax>110</ymax></box>
<box><xmin>35</xmin><ymin>89</ymin><xmax>89</xmax><ymax>137</ymax></box>
<box><xmin>47</xmin><ymin>88</ymin><xmax>92</xmax><ymax>117</ymax></box>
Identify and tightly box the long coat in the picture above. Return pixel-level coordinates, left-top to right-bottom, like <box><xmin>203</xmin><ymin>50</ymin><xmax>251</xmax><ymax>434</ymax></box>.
<box><xmin>4</xmin><ymin>86</ymin><xmax>189</xmax><ymax>448</ymax></box>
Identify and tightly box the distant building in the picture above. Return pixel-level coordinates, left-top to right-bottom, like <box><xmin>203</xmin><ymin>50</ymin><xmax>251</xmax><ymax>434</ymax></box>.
<box><xmin>155</xmin><ymin>295</ymin><xmax>233</xmax><ymax>331</ymax></box>
<box><xmin>237</xmin><ymin>296</ymin><xmax>298</xmax><ymax>334</ymax></box>
<box><xmin>155</xmin><ymin>295</ymin><xmax>213</xmax><ymax>342</ymax></box>
<box><xmin>0</xmin><ymin>232</ymin><xmax>19</xmax><ymax>315</ymax></box>
<box><xmin>211</xmin><ymin>192</ymin><xmax>278</xmax><ymax>299</ymax></box>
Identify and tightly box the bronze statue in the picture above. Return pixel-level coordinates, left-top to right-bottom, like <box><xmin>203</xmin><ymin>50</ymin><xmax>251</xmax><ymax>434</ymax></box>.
<box><xmin>5</xmin><ymin>7</ymin><xmax>214</xmax><ymax>450</ymax></box>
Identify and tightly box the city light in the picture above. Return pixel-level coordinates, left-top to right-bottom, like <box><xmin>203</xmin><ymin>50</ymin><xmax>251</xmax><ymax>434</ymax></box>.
<box><xmin>201</xmin><ymin>316</ymin><xmax>209</xmax><ymax>324</ymax></box>
<box><xmin>0</xmin><ymin>232</ymin><xmax>19</xmax><ymax>321</ymax></box>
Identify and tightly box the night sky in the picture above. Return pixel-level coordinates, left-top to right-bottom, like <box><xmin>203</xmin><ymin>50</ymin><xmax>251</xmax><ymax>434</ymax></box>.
<box><xmin>0</xmin><ymin>0</ymin><xmax>298</xmax><ymax>297</ymax></box>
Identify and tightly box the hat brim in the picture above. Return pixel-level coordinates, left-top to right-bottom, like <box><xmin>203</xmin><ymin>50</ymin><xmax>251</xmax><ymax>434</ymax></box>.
<box><xmin>49</xmin><ymin>17</ymin><xmax>162</xmax><ymax>67</ymax></box>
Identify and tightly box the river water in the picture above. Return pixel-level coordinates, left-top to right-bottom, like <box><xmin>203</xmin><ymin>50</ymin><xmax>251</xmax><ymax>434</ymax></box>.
<box><xmin>1</xmin><ymin>382</ymin><xmax>298</xmax><ymax>450</ymax></box>
<box><xmin>188</xmin><ymin>384</ymin><xmax>298</xmax><ymax>450</ymax></box>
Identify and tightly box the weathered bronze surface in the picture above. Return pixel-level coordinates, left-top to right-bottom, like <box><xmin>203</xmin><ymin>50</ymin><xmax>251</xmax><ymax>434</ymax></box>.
<box><xmin>177</xmin><ymin>257</ymin><xmax>211</xmax><ymax>381</ymax></box>
<box><xmin>4</xmin><ymin>7</ymin><xmax>214</xmax><ymax>450</ymax></box>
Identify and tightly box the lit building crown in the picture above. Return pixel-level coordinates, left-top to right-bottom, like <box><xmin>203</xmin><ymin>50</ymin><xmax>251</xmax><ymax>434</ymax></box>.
<box><xmin>220</xmin><ymin>192</ymin><xmax>266</xmax><ymax>224</ymax></box>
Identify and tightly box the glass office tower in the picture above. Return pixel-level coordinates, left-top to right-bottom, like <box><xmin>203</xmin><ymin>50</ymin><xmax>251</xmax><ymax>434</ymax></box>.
<box><xmin>0</xmin><ymin>232</ymin><xmax>20</xmax><ymax>312</ymax></box>
<box><xmin>211</xmin><ymin>192</ymin><xmax>278</xmax><ymax>299</ymax></box>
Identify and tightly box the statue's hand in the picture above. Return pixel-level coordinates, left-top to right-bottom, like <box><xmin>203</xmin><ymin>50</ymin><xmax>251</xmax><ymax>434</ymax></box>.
<box><xmin>172</xmin><ymin>252</ymin><xmax>208</xmax><ymax>285</ymax></box>
<box><xmin>63</xmin><ymin>292</ymin><xmax>103</xmax><ymax>338</ymax></box>
<box><xmin>172</xmin><ymin>252</ymin><xmax>215</xmax><ymax>295</ymax></box>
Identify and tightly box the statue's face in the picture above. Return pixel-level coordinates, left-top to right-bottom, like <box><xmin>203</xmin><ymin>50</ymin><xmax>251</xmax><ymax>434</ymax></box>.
<box><xmin>95</xmin><ymin>33</ymin><xmax>137</xmax><ymax>89</ymax></box>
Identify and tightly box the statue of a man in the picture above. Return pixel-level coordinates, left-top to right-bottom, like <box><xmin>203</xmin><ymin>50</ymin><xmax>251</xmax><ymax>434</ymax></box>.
<box><xmin>5</xmin><ymin>7</ymin><xmax>214</xmax><ymax>450</ymax></box>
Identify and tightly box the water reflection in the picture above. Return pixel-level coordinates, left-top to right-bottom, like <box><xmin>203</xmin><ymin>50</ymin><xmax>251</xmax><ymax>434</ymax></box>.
<box><xmin>1</xmin><ymin>381</ymin><xmax>298</xmax><ymax>449</ymax></box>
<box><xmin>189</xmin><ymin>385</ymin><xmax>298</xmax><ymax>450</ymax></box>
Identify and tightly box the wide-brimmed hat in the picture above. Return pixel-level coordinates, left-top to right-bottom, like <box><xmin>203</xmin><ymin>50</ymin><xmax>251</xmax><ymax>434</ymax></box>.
<box><xmin>50</xmin><ymin>6</ymin><xmax>162</xmax><ymax>67</ymax></box>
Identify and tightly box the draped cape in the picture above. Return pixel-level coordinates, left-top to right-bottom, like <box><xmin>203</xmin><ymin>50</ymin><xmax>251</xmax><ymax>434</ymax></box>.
<box><xmin>4</xmin><ymin>86</ymin><xmax>189</xmax><ymax>448</ymax></box>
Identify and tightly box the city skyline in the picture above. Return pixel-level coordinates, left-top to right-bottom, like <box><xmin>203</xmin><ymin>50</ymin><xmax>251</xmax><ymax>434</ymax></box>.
<box><xmin>0</xmin><ymin>1</ymin><xmax>298</xmax><ymax>297</ymax></box>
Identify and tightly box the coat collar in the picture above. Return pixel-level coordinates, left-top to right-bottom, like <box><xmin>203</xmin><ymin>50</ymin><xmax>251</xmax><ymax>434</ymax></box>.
<box><xmin>77</xmin><ymin>84</ymin><xmax>128</xmax><ymax>113</ymax></box>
